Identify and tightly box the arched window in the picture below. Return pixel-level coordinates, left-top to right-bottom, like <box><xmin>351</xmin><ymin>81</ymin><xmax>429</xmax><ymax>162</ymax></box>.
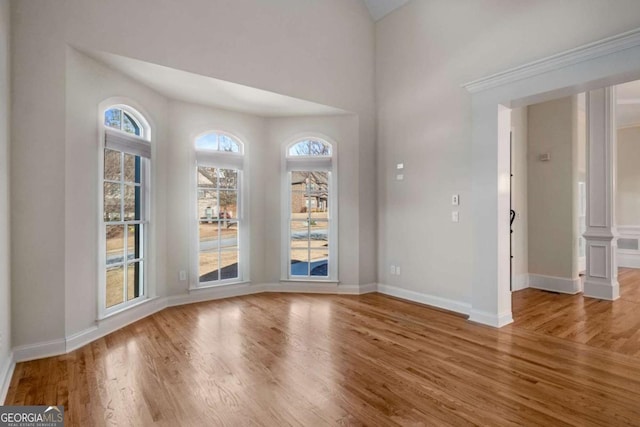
<box><xmin>284</xmin><ymin>137</ymin><xmax>337</xmax><ymax>280</ymax></box>
<box><xmin>193</xmin><ymin>132</ymin><xmax>245</xmax><ymax>287</ymax></box>
<box><xmin>100</xmin><ymin>104</ymin><xmax>150</xmax><ymax>315</ymax></box>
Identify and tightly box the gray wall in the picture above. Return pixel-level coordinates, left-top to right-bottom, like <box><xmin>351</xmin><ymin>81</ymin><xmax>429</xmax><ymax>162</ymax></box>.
<box><xmin>0</xmin><ymin>0</ymin><xmax>11</xmax><ymax>396</ymax></box>
<box><xmin>527</xmin><ymin>97</ymin><xmax>579</xmax><ymax>280</ymax></box>
<box><xmin>11</xmin><ymin>0</ymin><xmax>375</xmax><ymax>348</ymax></box>
<box><xmin>375</xmin><ymin>0</ymin><xmax>640</xmax><ymax>303</ymax></box>
<box><xmin>617</xmin><ymin>126</ymin><xmax>640</xmax><ymax>225</ymax></box>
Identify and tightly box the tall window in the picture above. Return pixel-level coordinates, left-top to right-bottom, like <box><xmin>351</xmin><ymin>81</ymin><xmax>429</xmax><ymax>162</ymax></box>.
<box><xmin>194</xmin><ymin>132</ymin><xmax>244</xmax><ymax>286</ymax></box>
<box><xmin>285</xmin><ymin>138</ymin><xmax>336</xmax><ymax>280</ymax></box>
<box><xmin>101</xmin><ymin>105</ymin><xmax>150</xmax><ymax>313</ymax></box>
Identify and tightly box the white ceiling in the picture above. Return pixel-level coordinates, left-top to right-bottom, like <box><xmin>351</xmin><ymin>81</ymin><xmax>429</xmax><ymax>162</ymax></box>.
<box><xmin>81</xmin><ymin>49</ymin><xmax>347</xmax><ymax>118</ymax></box>
<box><xmin>363</xmin><ymin>0</ymin><xmax>410</xmax><ymax>21</ymax></box>
<box><xmin>617</xmin><ymin>79</ymin><xmax>640</xmax><ymax>128</ymax></box>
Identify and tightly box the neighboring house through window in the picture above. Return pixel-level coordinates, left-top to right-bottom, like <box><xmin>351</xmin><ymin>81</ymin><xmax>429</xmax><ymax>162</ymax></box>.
<box><xmin>284</xmin><ymin>138</ymin><xmax>337</xmax><ymax>280</ymax></box>
<box><xmin>193</xmin><ymin>132</ymin><xmax>245</xmax><ymax>287</ymax></box>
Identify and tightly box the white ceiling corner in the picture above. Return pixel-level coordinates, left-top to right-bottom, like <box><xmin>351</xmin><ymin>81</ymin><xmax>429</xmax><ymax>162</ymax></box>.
<box><xmin>364</xmin><ymin>0</ymin><xmax>410</xmax><ymax>22</ymax></box>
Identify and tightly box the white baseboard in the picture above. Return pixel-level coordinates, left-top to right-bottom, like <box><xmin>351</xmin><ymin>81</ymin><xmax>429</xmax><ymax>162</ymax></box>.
<box><xmin>468</xmin><ymin>309</ymin><xmax>514</xmax><ymax>328</ymax></box>
<box><xmin>66</xmin><ymin>297</ymin><xmax>168</xmax><ymax>354</ymax></box>
<box><xmin>618</xmin><ymin>251</ymin><xmax>640</xmax><ymax>268</ymax></box>
<box><xmin>377</xmin><ymin>283</ymin><xmax>471</xmax><ymax>316</ymax></box>
<box><xmin>528</xmin><ymin>274</ymin><xmax>582</xmax><ymax>294</ymax></box>
<box><xmin>166</xmin><ymin>282</ymin><xmax>263</xmax><ymax>307</ymax></box>
<box><xmin>12</xmin><ymin>338</ymin><xmax>66</xmax><ymax>363</ymax></box>
<box><xmin>0</xmin><ymin>351</ymin><xmax>15</xmax><ymax>404</ymax></box>
<box><xmin>512</xmin><ymin>274</ymin><xmax>529</xmax><ymax>291</ymax></box>
<box><xmin>11</xmin><ymin>281</ymin><xmax>379</xmax><ymax>365</ymax></box>
<box><xmin>584</xmin><ymin>279</ymin><xmax>620</xmax><ymax>300</ymax></box>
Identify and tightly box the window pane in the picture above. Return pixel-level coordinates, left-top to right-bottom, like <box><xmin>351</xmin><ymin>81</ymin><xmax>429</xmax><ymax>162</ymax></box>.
<box><xmin>218</xmin><ymin>169</ymin><xmax>238</xmax><ymax>189</ymax></box>
<box><xmin>289</xmin><ymin>141</ymin><xmax>310</xmax><ymax>156</ymax></box>
<box><xmin>219</xmin><ymin>135</ymin><xmax>240</xmax><ymax>153</ymax></box>
<box><xmin>217</xmin><ymin>222</ymin><xmax>237</xmax><ymax>248</ymax></box>
<box><xmin>199</xmin><ymin>221</ymin><xmax>220</xmax><ymax>250</ymax></box>
<box><xmin>199</xmin><ymin>250</ymin><xmax>219</xmax><ymax>282</ymax></box>
<box><xmin>309</xmin><ymin>140</ymin><xmax>331</xmax><ymax>156</ymax></box>
<box><xmin>290</xmin><ymin>221</ymin><xmax>309</xmax><ymax>248</ymax></box>
<box><xmin>127</xmin><ymin>224</ymin><xmax>142</xmax><ymax>261</ymax></box>
<box><xmin>220</xmin><ymin>248</ymin><xmax>239</xmax><ymax>280</ymax></box>
<box><xmin>198</xmin><ymin>189</ymin><xmax>218</xmax><ymax>221</ymax></box>
<box><xmin>198</xmin><ymin>167</ymin><xmax>217</xmax><ymax>189</ymax></box>
<box><xmin>309</xmin><ymin>221</ymin><xmax>328</xmax><ymax>248</ymax></box>
<box><xmin>127</xmin><ymin>262</ymin><xmax>142</xmax><ymax>301</ymax></box>
<box><xmin>124</xmin><ymin>153</ymin><xmax>141</xmax><ymax>183</ymax></box>
<box><xmin>104</xmin><ymin>108</ymin><xmax>121</xmax><ymax>130</ymax></box>
<box><xmin>106</xmin><ymin>265</ymin><xmax>124</xmax><ymax>308</ymax></box>
<box><xmin>195</xmin><ymin>133</ymin><xmax>218</xmax><ymax>150</ymax></box>
<box><xmin>123</xmin><ymin>185</ymin><xmax>140</xmax><ymax>221</ymax></box>
<box><xmin>308</xmin><ymin>171</ymin><xmax>329</xmax><ymax>219</ymax></box>
<box><xmin>104</xmin><ymin>182</ymin><xmax>121</xmax><ymax>221</ymax></box>
<box><xmin>106</xmin><ymin>225</ymin><xmax>125</xmax><ymax>265</ymax></box>
<box><xmin>104</xmin><ymin>149</ymin><xmax>121</xmax><ymax>181</ymax></box>
<box><xmin>219</xmin><ymin>190</ymin><xmax>237</xmax><ymax>219</ymax></box>
<box><xmin>123</xmin><ymin>112</ymin><xmax>141</xmax><ymax>136</ymax></box>
<box><xmin>290</xmin><ymin>248</ymin><xmax>310</xmax><ymax>276</ymax></box>
<box><xmin>310</xmin><ymin>250</ymin><xmax>329</xmax><ymax>276</ymax></box>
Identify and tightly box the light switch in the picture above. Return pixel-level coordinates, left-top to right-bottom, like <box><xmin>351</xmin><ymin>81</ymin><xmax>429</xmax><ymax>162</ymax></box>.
<box><xmin>396</xmin><ymin>174</ymin><xmax>404</xmax><ymax>181</ymax></box>
<box><xmin>452</xmin><ymin>211</ymin><xmax>459</xmax><ymax>222</ymax></box>
<box><xmin>452</xmin><ymin>194</ymin><xmax>459</xmax><ymax>206</ymax></box>
<box><xmin>396</xmin><ymin>163</ymin><xmax>404</xmax><ymax>170</ymax></box>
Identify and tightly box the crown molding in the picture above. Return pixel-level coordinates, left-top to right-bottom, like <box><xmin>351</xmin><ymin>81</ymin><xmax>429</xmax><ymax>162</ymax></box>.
<box><xmin>463</xmin><ymin>27</ymin><xmax>640</xmax><ymax>94</ymax></box>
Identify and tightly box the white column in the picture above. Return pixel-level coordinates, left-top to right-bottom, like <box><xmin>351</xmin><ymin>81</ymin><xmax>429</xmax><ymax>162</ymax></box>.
<box><xmin>583</xmin><ymin>87</ymin><xmax>619</xmax><ymax>300</ymax></box>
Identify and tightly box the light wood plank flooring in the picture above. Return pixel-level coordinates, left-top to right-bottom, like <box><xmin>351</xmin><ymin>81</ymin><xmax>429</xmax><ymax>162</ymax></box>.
<box><xmin>512</xmin><ymin>267</ymin><xmax>640</xmax><ymax>357</ymax></box>
<box><xmin>5</xmin><ymin>274</ymin><xmax>640</xmax><ymax>425</ymax></box>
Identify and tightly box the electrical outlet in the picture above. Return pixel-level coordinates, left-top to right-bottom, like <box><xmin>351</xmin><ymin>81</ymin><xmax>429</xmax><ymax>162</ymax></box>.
<box><xmin>390</xmin><ymin>265</ymin><xmax>396</xmax><ymax>275</ymax></box>
<box><xmin>396</xmin><ymin>266</ymin><xmax>401</xmax><ymax>275</ymax></box>
<box><xmin>179</xmin><ymin>270</ymin><xmax>187</xmax><ymax>281</ymax></box>
<box><xmin>452</xmin><ymin>194</ymin><xmax>459</xmax><ymax>206</ymax></box>
<box><xmin>452</xmin><ymin>211</ymin><xmax>459</xmax><ymax>222</ymax></box>
<box><xmin>396</xmin><ymin>174</ymin><xmax>404</xmax><ymax>181</ymax></box>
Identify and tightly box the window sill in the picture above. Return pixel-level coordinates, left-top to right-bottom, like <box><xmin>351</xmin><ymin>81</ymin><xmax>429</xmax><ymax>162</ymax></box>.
<box><xmin>98</xmin><ymin>295</ymin><xmax>159</xmax><ymax>321</ymax></box>
<box><xmin>189</xmin><ymin>280</ymin><xmax>251</xmax><ymax>292</ymax></box>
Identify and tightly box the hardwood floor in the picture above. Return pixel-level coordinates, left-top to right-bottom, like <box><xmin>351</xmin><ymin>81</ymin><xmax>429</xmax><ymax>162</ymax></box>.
<box><xmin>6</xmin><ymin>288</ymin><xmax>640</xmax><ymax>425</ymax></box>
<box><xmin>513</xmin><ymin>267</ymin><xmax>640</xmax><ymax>357</ymax></box>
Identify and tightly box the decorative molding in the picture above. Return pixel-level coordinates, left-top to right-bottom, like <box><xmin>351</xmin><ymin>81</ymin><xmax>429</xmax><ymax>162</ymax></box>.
<box><xmin>584</xmin><ymin>279</ymin><xmax>620</xmax><ymax>300</ymax></box>
<box><xmin>512</xmin><ymin>274</ymin><xmax>530</xmax><ymax>291</ymax></box>
<box><xmin>617</xmin><ymin>225</ymin><xmax>640</xmax><ymax>236</ymax></box>
<box><xmin>0</xmin><ymin>352</ymin><xmax>15</xmax><ymax>404</ymax></box>
<box><xmin>468</xmin><ymin>309</ymin><xmax>513</xmax><ymax>328</ymax></box>
<box><xmin>13</xmin><ymin>339</ymin><xmax>66</xmax><ymax>364</ymax></box>
<box><xmin>618</xmin><ymin>251</ymin><xmax>640</xmax><ymax>268</ymax></box>
<box><xmin>462</xmin><ymin>27</ymin><xmax>640</xmax><ymax>93</ymax></box>
<box><xmin>377</xmin><ymin>283</ymin><xmax>471</xmax><ymax>316</ymax></box>
<box><xmin>528</xmin><ymin>274</ymin><xmax>583</xmax><ymax>295</ymax></box>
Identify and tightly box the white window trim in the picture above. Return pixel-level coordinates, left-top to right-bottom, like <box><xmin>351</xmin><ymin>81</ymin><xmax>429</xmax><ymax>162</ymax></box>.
<box><xmin>281</xmin><ymin>136</ymin><xmax>338</xmax><ymax>282</ymax></box>
<box><xmin>190</xmin><ymin>133</ymin><xmax>249</xmax><ymax>290</ymax></box>
<box><xmin>98</xmin><ymin>102</ymin><xmax>153</xmax><ymax>320</ymax></box>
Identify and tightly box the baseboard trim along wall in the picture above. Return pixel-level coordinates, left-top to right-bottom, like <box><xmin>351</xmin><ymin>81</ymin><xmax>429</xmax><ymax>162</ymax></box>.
<box><xmin>528</xmin><ymin>273</ymin><xmax>582</xmax><ymax>294</ymax></box>
<box><xmin>12</xmin><ymin>281</ymin><xmax>378</xmax><ymax>363</ymax></box>
<box><xmin>618</xmin><ymin>251</ymin><xmax>640</xmax><ymax>268</ymax></box>
<box><xmin>468</xmin><ymin>309</ymin><xmax>514</xmax><ymax>328</ymax></box>
<box><xmin>511</xmin><ymin>274</ymin><xmax>530</xmax><ymax>291</ymax></box>
<box><xmin>0</xmin><ymin>353</ymin><xmax>15</xmax><ymax>404</ymax></box>
<box><xmin>376</xmin><ymin>283</ymin><xmax>471</xmax><ymax>316</ymax></box>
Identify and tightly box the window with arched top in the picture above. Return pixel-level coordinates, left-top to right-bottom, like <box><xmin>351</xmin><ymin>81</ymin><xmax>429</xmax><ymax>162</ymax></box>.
<box><xmin>284</xmin><ymin>137</ymin><xmax>337</xmax><ymax>281</ymax></box>
<box><xmin>193</xmin><ymin>132</ymin><xmax>245</xmax><ymax>287</ymax></box>
<box><xmin>100</xmin><ymin>104</ymin><xmax>151</xmax><ymax>316</ymax></box>
<box><xmin>195</xmin><ymin>132</ymin><xmax>242</xmax><ymax>153</ymax></box>
<box><xmin>288</xmin><ymin>139</ymin><xmax>332</xmax><ymax>157</ymax></box>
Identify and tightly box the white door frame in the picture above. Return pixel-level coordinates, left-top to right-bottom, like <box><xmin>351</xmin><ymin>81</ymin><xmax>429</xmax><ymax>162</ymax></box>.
<box><xmin>463</xmin><ymin>28</ymin><xmax>640</xmax><ymax>327</ymax></box>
